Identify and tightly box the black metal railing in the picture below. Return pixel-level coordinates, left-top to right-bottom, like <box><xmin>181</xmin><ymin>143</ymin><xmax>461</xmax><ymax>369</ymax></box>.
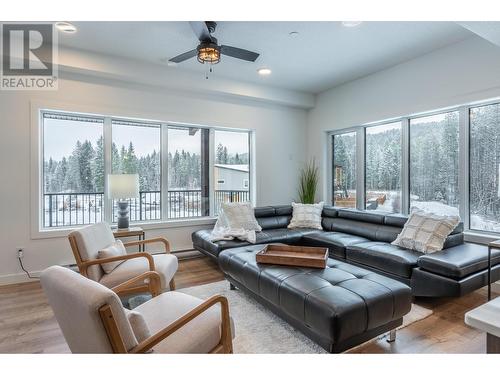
<box><xmin>43</xmin><ymin>192</ymin><xmax>104</xmax><ymax>228</ymax></box>
<box><xmin>167</xmin><ymin>190</ymin><xmax>203</xmax><ymax>219</ymax></box>
<box><xmin>43</xmin><ymin>189</ymin><xmax>250</xmax><ymax>227</ymax></box>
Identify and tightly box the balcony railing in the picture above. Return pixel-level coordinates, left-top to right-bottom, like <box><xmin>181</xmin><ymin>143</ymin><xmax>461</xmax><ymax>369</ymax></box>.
<box><xmin>43</xmin><ymin>189</ymin><xmax>250</xmax><ymax>227</ymax></box>
<box><xmin>214</xmin><ymin>190</ymin><xmax>250</xmax><ymax>215</ymax></box>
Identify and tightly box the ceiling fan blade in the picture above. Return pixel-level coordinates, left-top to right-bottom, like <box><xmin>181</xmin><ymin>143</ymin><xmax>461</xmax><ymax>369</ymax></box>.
<box><xmin>220</xmin><ymin>45</ymin><xmax>259</xmax><ymax>62</ymax></box>
<box><xmin>189</xmin><ymin>21</ymin><xmax>211</xmax><ymax>41</ymax></box>
<box><xmin>169</xmin><ymin>49</ymin><xmax>198</xmax><ymax>63</ymax></box>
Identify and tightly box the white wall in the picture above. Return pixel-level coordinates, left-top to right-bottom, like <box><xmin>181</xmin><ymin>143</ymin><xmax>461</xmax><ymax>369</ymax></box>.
<box><xmin>307</xmin><ymin>36</ymin><xmax>500</xmax><ymax>201</ymax></box>
<box><xmin>0</xmin><ymin>73</ymin><xmax>308</xmax><ymax>284</ymax></box>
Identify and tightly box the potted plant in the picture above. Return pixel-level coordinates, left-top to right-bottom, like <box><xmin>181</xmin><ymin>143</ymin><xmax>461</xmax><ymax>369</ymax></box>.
<box><xmin>298</xmin><ymin>159</ymin><xmax>319</xmax><ymax>204</ymax></box>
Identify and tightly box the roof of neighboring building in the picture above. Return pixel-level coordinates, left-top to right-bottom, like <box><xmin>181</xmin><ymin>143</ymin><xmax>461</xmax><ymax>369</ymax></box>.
<box><xmin>214</xmin><ymin>164</ymin><xmax>249</xmax><ymax>172</ymax></box>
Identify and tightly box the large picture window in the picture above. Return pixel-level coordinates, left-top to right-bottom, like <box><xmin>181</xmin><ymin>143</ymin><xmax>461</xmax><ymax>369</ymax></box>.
<box><xmin>409</xmin><ymin>112</ymin><xmax>459</xmax><ymax>216</ymax></box>
<box><xmin>167</xmin><ymin>126</ymin><xmax>209</xmax><ymax>218</ymax></box>
<box><xmin>365</xmin><ymin>122</ymin><xmax>402</xmax><ymax>213</ymax></box>
<box><xmin>470</xmin><ymin>103</ymin><xmax>500</xmax><ymax>233</ymax></box>
<box><xmin>213</xmin><ymin>130</ymin><xmax>251</xmax><ymax>214</ymax></box>
<box><xmin>332</xmin><ymin>132</ymin><xmax>357</xmax><ymax>208</ymax></box>
<box><xmin>43</xmin><ymin>113</ymin><xmax>104</xmax><ymax>227</ymax></box>
<box><xmin>40</xmin><ymin>111</ymin><xmax>252</xmax><ymax>229</ymax></box>
<box><xmin>111</xmin><ymin>120</ymin><xmax>161</xmax><ymax>222</ymax></box>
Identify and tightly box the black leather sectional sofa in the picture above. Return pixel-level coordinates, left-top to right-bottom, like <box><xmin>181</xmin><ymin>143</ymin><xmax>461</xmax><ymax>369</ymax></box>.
<box><xmin>193</xmin><ymin>205</ymin><xmax>500</xmax><ymax>297</ymax></box>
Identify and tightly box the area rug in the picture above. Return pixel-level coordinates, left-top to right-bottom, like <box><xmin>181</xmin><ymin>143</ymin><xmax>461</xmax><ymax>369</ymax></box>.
<box><xmin>176</xmin><ymin>280</ymin><xmax>433</xmax><ymax>354</ymax></box>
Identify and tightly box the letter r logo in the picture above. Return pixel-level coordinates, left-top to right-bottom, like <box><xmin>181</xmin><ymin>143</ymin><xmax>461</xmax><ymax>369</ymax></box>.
<box><xmin>2</xmin><ymin>24</ymin><xmax>53</xmax><ymax>76</ymax></box>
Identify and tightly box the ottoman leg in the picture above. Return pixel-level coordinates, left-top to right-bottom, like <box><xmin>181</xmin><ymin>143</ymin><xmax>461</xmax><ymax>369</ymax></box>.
<box><xmin>387</xmin><ymin>329</ymin><xmax>397</xmax><ymax>343</ymax></box>
<box><xmin>229</xmin><ymin>283</ymin><xmax>236</xmax><ymax>290</ymax></box>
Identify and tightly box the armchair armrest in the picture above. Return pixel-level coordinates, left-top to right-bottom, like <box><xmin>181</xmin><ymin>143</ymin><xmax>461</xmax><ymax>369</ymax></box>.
<box><xmin>123</xmin><ymin>237</ymin><xmax>171</xmax><ymax>253</ymax></box>
<box><xmin>130</xmin><ymin>294</ymin><xmax>233</xmax><ymax>354</ymax></box>
<box><xmin>112</xmin><ymin>271</ymin><xmax>161</xmax><ymax>297</ymax></box>
<box><xmin>80</xmin><ymin>252</ymin><xmax>155</xmax><ymax>276</ymax></box>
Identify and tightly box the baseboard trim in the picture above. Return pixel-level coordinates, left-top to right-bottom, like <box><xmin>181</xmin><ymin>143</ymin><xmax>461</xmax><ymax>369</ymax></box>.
<box><xmin>0</xmin><ymin>249</ymin><xmax>204</xmax><ymax>286</ymax></box>
<box><xmin>0</xmin><ymin>271</ymin><xmax>43</xmax><ymax>286</ymax></box>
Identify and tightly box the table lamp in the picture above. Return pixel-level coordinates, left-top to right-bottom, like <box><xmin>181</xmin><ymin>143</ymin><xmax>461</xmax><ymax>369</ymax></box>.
<box><xmin>108</xmin><ymin>174</ymin><xmax>139</xmax><ymax>229</ymax></box>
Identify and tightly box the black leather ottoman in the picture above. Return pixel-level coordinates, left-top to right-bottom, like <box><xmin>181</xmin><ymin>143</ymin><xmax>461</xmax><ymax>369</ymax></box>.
<box><xmin>219</xmin><ymin>244</ymin><xmax>413</xmax><ymax>353</ymax></box>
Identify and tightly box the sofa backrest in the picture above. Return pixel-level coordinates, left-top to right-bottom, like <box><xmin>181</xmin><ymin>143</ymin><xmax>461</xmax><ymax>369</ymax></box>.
<box><xmin>321</xmin><ymin>206</ymin><xmax>464</xmax><ymax>246</ymax></box>
<box><xmin>254</xmin><ymin>205</ymin><xmax>292</xmax><ymax>230</ymax></box>
<box><xmin>252</xmin><ymin>204</ymin><xmax>464</xmax><ymax>247</ymax></box>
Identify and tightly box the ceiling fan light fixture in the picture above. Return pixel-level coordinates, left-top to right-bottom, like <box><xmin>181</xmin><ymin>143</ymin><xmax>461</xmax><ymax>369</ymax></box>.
<box><xmin>197</xmin><ymin>42</ymin><xmax>221</xmax><ymax>64</ymax></box>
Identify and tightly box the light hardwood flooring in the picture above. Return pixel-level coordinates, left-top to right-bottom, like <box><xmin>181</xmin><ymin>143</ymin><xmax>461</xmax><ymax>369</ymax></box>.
<box><xmin>0</xmin><ymin>256</ymin><xmax>496</xmax><ymax>354</ymax></box>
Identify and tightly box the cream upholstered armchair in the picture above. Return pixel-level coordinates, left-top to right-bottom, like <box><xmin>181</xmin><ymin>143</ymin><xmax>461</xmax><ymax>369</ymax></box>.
<box><xmin>68</xmin><ymin>222</ymin><xmax>177</xmax><ymax>295</ymax></box>
<box><xmin>41</xmin><ymin>266</ymin><xmax>234</xmax><ymax>353</ymax></box>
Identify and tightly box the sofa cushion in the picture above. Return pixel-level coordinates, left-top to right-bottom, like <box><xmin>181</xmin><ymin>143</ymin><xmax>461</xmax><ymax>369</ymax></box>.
<box><xmin>254</xmin><ymin>205</ymin><xmax>292</xmax><ymax>229</ymax></box>
<box><xmin>346</xmin><ymin>242</ymin><xmax>421</xmax><ymax>278</ymax></box>
<box><xmin>302</xmin><ymin>232</ymin><xmax>368</xmax><ymax>259</ymax></box>
<box><xmin>417</xmin><ymin>243</ymin><xmax>500</xmax><ymax>279</ymax></box>
<box><xmin>256</xmin><ymin>215</ymin><xmax>291</xmax><ymax>230</ymax></box>
<box><xmin>384</xmin><ymin>213</ymin><xmax>464</xmax><ymax>235</ymax></box>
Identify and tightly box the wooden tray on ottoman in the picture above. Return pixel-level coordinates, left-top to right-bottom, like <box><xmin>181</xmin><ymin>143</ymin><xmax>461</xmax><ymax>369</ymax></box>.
<box><xmin>256</xmin><ymin>244</ymin><xmax>328</xmax><ymax>268</ymax></box>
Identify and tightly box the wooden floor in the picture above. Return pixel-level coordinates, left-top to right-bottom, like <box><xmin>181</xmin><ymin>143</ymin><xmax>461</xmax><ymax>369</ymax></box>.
<box><xmin>0</xmin><ymin>256</ymin><xmax>496</xmax><ymax>354</ymax></box>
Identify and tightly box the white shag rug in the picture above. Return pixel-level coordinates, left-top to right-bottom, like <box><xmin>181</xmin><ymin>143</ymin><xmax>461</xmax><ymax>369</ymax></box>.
<box><xmin>178</xmin><ymin>280</ymin><xmax>433</xmax><ymax>354</ymax></box>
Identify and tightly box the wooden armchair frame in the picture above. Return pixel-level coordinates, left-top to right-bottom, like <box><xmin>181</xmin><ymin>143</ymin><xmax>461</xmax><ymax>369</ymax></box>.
<box><xmin>68</xmin><ymin>234</ymin><xmax>175</xmax><ymax>296</ymax></box>
<box><xmin>99</xmin><ymin>293</ymin><xmax>233</xmax><ymax>354</ymax></box>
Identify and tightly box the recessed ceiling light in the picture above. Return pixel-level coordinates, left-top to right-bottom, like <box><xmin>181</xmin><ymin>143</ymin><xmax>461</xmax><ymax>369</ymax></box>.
<box><xmin>257</xmin><ymin>68</ymin><xmax>272</xmax><ymax>76</ymax></box>
<box><xmin>342</xmin><ymin>21</ymin><xmax>363</xmax><ymax>28</ymax></box>
<box><xmin>289</xmin><ymin>31</ymin><xmax>299</xmax><ymax>37</ymax></box>
<box><xmin>55</xmin><ymin>22</ymin><xmax>77</xmax><ymax>33</ymax></box>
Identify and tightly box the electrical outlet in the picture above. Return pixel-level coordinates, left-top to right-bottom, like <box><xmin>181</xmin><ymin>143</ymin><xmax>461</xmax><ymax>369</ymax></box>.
<box><xmin>16</xmin><ymin>247</ymin><xmax>24</xmax><ymax>259</ymax></box>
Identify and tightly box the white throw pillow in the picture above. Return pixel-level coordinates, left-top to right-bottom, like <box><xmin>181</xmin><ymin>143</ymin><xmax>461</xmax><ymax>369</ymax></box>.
<box><xmin>220</xmin><ymin>202</ymin><xmax>262</xmax><ymax>231</ymax></box>
<box><xmin>288</xmin><ymin>202</ymin><xmax>324</xmax><ymax>230</ymax></box>
<box><xmin>124</xmin><ymin>308</ymin><xmax>151</xmax><ymax>343</ymax></box>
<box><xmin>97</xmin><ymin>240</ymin><xmax>127</xmax><ymax>274</ymax></box>
<box><xmin>392</xmin><ymin>209</ymin><xmax>460</xmax><ymax>253</ymax></box>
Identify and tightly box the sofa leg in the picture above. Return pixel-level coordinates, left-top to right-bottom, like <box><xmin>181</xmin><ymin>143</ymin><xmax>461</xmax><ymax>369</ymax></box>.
<box><xmin>229</xmin><ymin>283</ymin><xmax>236</xmax><ymax>290</ymax></box>
<box><xmin>386</xmin><ymin>329</ymin><xmax>396</xmax><ymax>343</ymax></box>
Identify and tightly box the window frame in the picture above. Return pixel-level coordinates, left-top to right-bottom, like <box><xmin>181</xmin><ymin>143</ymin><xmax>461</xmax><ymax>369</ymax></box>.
<box><xmin>327</xmin><ymin>96</ymin><xmax>500</xmax><ymax>243</ymax></box>
<box><xmin>32</xmin><ymin>103</ymin><xmax>255</xmax><ymax>238</ymax></box>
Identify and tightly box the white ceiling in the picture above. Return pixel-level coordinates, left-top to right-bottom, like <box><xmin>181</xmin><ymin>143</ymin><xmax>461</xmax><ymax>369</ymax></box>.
<box><xmin>58</xmin><ymin>21</ymin><xmax>474</xmax><ymax>94</ymax></box>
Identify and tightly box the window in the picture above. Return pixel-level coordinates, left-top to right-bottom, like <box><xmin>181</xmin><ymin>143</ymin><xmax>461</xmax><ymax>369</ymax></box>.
<box><xmin>410</xmin><ymin>112</ymin><xmax>459</xmax><ymax>216</ymax></box>
<box><xmin>332</xmin><ymin>132</ymin><xmax>357</xmax><ymax>208</ymax></box>
<box><xmin>111</xmin><ymin>120</ymin><xmax>161</xmax><ymax>222</ymax></box>
<box><xmin>213</xmin><ymin>130</ymin><xmax>251</xmax><ymax>214</ymax></box>
<box><xmin>167</xmin><ymin>126</ymin><xmax>209</xmax><ymax>218</ymax></box>
<box><xmin>365</xmin><ymin>122</ymin><xmax>402</xmax><ymax>213</ymax></box>
<box><xmin>470</xmin><ymin>103</ymin><xmax>500</xmax><ymax>232</ymax></box>
<box><xmin>43</xmin><ymin>113</ymin><xmax>104</xmax><ymax>227</ymax></box>
<box><xmin>40</xmin><ymin>110</ymin><xmax>252</xmax><ymax>229</ymax></box>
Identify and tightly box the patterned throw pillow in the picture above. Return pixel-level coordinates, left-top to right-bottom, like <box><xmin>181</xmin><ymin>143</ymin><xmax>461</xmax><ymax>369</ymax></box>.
<box><xmin>392</xmin><ymin>209</ymin><xmax>460</xmax><ymax>253</ymax></box>
<box><xmin>220</xmin><ymin>202</ymin><xmax>262</xmax><ymax>231</ymax></box>
<box><xmin>288</xmin><ymin>202</ymin><xmax>324</xmax><ymax>230</ymax></box>
<box><xmin>97</xmin><ymin>240</ymin><xmax>127</xmax><ymax>274</ymax></box>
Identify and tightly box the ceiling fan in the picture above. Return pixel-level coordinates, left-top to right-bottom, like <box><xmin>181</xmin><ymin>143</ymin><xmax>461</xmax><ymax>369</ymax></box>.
<box><xmin>169</xmin><ymin>21</ymin><xmax>260</xmax><ymax>65</ymax></box>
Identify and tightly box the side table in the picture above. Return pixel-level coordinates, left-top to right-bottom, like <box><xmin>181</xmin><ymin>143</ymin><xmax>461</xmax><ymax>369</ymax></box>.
<box><xmin>113</xmin><ymin>227</ymin><xmax>146</xmax><ymax>252</ymax></box>
<box><xmin>465</xmin><ymin>297</ymin><xmax>500</xmax><ymax>353</ymax></box>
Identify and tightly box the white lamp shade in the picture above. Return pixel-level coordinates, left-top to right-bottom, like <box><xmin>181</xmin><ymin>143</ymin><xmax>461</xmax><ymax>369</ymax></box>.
<box><xmin>108</xmin><ymin>174</ymin><xmax>139</xmax><ymax>199</ymax></box>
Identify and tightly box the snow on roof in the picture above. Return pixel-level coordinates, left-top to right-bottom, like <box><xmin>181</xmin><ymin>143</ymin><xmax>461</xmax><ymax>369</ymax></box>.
<box><xmin>214</xmin><ymin>164</ymin><xmax>249</xmax><ymax>172</ymax></box>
